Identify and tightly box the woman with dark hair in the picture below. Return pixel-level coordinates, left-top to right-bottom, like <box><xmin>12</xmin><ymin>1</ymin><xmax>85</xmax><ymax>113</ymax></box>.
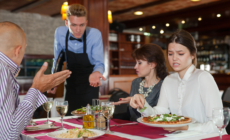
<box><xmin>114</xmin><ymin>43</ymin><xmax>168</xmax><ymax>121</ymax></box>
<box><xmin>130</xmin><ymin>29</ymin><xmax>223</xmax><ymax>133</ymax></box>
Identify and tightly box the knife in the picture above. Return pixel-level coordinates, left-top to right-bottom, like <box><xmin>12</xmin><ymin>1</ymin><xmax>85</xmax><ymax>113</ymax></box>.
<box><xmin>110</xmin><ymin>122</ymin><xmax>138</xmax><ymax>127</ymax></box>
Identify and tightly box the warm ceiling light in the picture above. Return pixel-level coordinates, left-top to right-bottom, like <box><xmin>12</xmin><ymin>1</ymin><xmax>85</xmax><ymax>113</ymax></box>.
<box><xmin>166</xmin><ymin>23</ymin><xmax>170</xmax><ymax>27</ymax></box>
<box><xmin>108</xmin><ymin>10</ymin><xmax>113</xmax><ymax>23</ymax></box>
<box><xmin>160</xmin><ymin>29</ymin><xmax>164</xmax><ymax>34</ymax></box>
<box><xmin>191</xmin><ymin>0</ymin><xmax>200</xmax><ymax>1</ymax></box>
<box><xmin>152</xmin><ymin>26</ymin><xmax>156</xmax><ymax>29</ymax></box>
<box><xmin>139</xmin><ymin>28</ymin><xmax>143</xmax><ymax>31</ymax></box>
<box><xmin>134</xmin><ymin>11</ymin><xmax>143</xmax><ymax>15</ymax></box>
<box><xmin>62</xmin><ymin>13</ymin><xmax>67</xmax><ymax>20</ymax></box>
<box><xmin>198</xmin><ymin>17</ymin><xmax>202</xmax><ymax>21</ymax></box>
<box><xmin>61</xmin><ymin>2</ymin><xmax>68</xmax><ymax>14</ymax></box>
<box><xmin>217</xmin><ymin>14</ymin><xmax>221</xmax><ymax>18</ymax></box>
<box><xmin>181</xmin><ymin>20</ymin><xmax>185</xmax><ymax>24</ymax></box>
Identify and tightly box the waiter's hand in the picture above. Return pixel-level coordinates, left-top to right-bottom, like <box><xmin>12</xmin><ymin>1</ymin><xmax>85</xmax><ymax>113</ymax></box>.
<box><xmin>31</xmin><ymin>62</ymin><xmax>72</xmax><ymax>93</ymax></box>
<box><xmin>89</xmin><ymin>71</ymin><xmax>106</xmax><ymax>87</ymax></box>
<box><xmin>47</xmin><ymin>86</ymin><xmax>57</xmax><ymax>94</ymax></box>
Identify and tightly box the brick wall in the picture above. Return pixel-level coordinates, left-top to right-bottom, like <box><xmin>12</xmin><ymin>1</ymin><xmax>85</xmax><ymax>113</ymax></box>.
<box><xmin>0</xmin><ymin>10</ymin><xmax>65</xmax><ymax>55</ymax></box>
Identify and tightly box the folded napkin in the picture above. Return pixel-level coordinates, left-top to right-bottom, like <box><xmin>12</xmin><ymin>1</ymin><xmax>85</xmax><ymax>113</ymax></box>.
<box><xmin>202</xmin><ymin>135</ymin><xmax>230</xmax><ymax>140</ymax></box>
<box><xmin>165</xmin><ymin>130</ymin><xmax>203</xmax><ymax>138</ymax></box>
<box><xmin>22</xmin><ymin>120</ymin><xmax>76</xmax><ymax>135</ymax></box>
<box><xmin>35</xmin><ymin>134</ymin><xmax>130</xmax><ymax>140</ymax></box>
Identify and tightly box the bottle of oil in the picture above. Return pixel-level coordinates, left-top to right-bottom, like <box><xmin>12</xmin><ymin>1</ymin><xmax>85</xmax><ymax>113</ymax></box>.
<box><xmin>83</xmin><ymin>104</ymin><xmax>94</xmax><ymax>129</ymax></box>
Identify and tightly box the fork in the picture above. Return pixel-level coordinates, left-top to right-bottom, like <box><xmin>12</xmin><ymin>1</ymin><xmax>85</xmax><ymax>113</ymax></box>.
<box><xmin>159</xmin><ymin>131</ymin><xmax>182</xmax><ymax>135</ymax></box>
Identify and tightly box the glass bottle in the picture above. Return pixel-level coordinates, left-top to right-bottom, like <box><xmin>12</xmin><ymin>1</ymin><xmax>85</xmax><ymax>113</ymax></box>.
<box><xmin>96</xmin><ymin>113</ymin><xmax>106</xmax><ymax>130</ymax></box>
<box><xmin>83</xmin><ymin>104</ymin><xmax>94</xmax><ymax>129</ymax></box>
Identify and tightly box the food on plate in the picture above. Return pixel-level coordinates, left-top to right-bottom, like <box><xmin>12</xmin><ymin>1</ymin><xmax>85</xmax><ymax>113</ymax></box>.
<box><xmin>56</xmin><ymin>128</ymin><xmax>97</xmax><ymax>138</ymax></box>
<box><xmin>72</xmin><ymin>106</ymin><xmax>99</xmax><ymax>114</ymax></box>
<box><xmin>142</xmin><ymin>114</ymin><xmax>192</xmax><ymax>124</ymax></box>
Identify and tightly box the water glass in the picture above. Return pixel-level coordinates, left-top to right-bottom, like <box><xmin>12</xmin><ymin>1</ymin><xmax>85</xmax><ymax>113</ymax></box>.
<box><xmin>212</xmin><ymin>107</ymin><xmax>230</xmax><ymax>140</ymax></box>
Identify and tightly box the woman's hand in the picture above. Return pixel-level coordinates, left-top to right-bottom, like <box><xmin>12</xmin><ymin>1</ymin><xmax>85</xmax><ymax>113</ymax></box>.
<box><xmin>130</xmin><ymin>94</ymin><xmax>145</xmax><ymax>109</ymax></box>
<box><xmin>114</xmin><ymin>97</ymin><xmax>131</xmax><ymax>105</ymax></box>
<box><xmin>163</xmin><ymin>125</ymin><xmax>188</xmax><ymax>132</ymax></box>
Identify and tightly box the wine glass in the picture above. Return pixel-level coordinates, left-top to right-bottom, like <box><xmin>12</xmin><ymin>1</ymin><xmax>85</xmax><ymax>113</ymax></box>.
<box><xmin>56</xmin><ymin>101</ymin><xmax>68</xmax><ymax>130</ymax></box>
<box><xmin>43</xmin><ymin>98</ymin><xmax>53</xmax><ymax>124</ymax></box>
<box><xmin>101</xmin><ymin>101</ymin><xmax>115</xmax><ymax>134</ymax></box>
<box><xmin>212</xmin><ymin>107</ymin><xmax>230</xmax><ymax>140</ymax></box>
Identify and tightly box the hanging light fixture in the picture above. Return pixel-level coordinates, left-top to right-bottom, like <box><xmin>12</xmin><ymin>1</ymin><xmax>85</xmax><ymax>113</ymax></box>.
<box><xmin>108</xmin><ymin>10</ymin><xmax>113</xmax><ymax>23</ymax></box>
<box><xmin>61</xmin><ymin>2</ymin><xmax>68</xmax><ymax>20</ymax></box>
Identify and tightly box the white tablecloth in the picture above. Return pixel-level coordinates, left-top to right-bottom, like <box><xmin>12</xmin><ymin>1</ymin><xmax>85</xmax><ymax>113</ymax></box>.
<box><xmin>21</xmin><ymin>116</ymin><xmax>223</xmax><ymax>140</ymax></box>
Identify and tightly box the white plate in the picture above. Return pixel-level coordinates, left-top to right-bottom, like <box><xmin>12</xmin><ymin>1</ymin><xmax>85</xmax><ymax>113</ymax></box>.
<box><xmin>137</xmin><ymin>117</ymin><xmax>196</xmax><ymax>128</ymax></box>
<box><xmin>47</xmin><ymin>129</ymin><xmax>105</xmax><ymax>140</ymax></box>
<box><xmin>25</xmin><ymin>124</ymin><xmax>59</xmax><ymax>131</ymax></box>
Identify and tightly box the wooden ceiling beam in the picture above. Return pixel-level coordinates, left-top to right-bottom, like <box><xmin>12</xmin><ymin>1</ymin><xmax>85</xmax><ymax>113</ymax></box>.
<box><xmin>11</xmin><ymin>0</ymin><xmax>50</xmax><ymax>13</ymax></box>
<box><xmin>112</xmin><ymin>0</ymin><xmax>173</xmax><ymax>16</ymax></box>
<box><xmin>121</xmin><ymin>0</ymin><xmax>230</xmax><ymax>29</ymax></box>
<box><xmin>184</xmin><ymin>18</ymin><xmax>230</xmax><ymax>33</ymax></box>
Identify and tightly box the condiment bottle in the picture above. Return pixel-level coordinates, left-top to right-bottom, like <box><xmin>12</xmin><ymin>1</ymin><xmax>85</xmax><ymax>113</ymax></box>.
<box><xmin>96</xmin><ymin>112</ymin><xmax>106</xmax><ymax>130</ymax></box>
<box><xmin>83</xmin><ymin>104</ymin><xmax>94</xmax><ymax>129</ymax></box>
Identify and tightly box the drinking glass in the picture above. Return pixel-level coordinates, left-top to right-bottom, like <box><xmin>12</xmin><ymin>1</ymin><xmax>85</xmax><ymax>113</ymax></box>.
<box><xmin>56</xmin><ymin>101</ymin><xmax>68</xmax><ymax>130</ymax></box>
<box><xmin>92</xmin><ymin>99</ymin><xmax>100</xmax><ymax>115</ymax></box>
<box><xmin>212</xmin><ymin>107</ymin><xmax>230</xmax><ymax>140</ymax></box>
<box><xmin>101</xmin><ymin>101</ymin><xmax>115</xmax><ymax>134</ymax></box>
<box><xmin>42</xmin><ymin>98</ymin><xmax>53</xmax><ymax>124</ymax></box>
<box><xmin>92</xmin><ymin>99</ymin><xmax>100</xmax><ymax>128</ymax></box>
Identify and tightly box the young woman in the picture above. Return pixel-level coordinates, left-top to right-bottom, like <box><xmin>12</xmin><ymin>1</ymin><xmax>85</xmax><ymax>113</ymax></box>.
<box><xmin>130</xmin><ymin>30</ymin><xmax>223</xmax><ymax>133</ymax></box>
<box><xmin>114</xmin><ymin>43</ymin><xmax>168</xmax><ymax>121</ymax></box>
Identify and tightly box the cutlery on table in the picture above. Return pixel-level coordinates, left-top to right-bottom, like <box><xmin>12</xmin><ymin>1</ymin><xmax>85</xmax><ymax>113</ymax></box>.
<box><xmin>110</xmin><ymin>122</ymin><xmax>138</xmax><ymax>127</ymax></box>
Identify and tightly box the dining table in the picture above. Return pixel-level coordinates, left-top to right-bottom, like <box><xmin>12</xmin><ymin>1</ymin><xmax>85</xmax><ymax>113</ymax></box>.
<box><xmin>21</xmin><ymin>116</ymin><xmax>230</xmax><ymax>140</ymax></box>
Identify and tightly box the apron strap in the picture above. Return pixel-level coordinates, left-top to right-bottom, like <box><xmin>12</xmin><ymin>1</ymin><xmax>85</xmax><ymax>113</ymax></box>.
<box><xmin>83</xmin><ymin>30</ymin><xmax>87</xmax><ymax>54</ymax></box>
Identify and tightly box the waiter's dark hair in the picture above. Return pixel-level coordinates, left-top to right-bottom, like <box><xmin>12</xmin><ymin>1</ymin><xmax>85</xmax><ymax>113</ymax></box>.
<box><xmin>132</xmin><ymin>43</ymin><xmax>168</xmax><ymax>80</ymax></box>
<box><xmin>67</xmin><ymin>4</ymin><xmax>87</xmax><ymax>20</ymax></box>
<box><xmin>167</xmin><ymin>29</ymin><xmax>197</xmax><ymax>66</ymax></box>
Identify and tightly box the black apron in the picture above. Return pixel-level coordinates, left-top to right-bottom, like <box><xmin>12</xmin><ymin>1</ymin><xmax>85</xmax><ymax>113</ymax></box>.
<box><xmin>64</xmin><ymin>30</ymin><xmax>99</xmax><ymax>116</ymax></box>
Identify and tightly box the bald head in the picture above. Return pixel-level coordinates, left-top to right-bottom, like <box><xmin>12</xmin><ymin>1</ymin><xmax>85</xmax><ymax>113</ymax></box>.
<box><xmin>0</xmin><ymin>21</ymin><xmax>26</xmax><ymax>52</ymax></box>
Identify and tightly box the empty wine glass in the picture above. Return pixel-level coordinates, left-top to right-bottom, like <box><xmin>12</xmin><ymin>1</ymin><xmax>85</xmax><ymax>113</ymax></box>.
<box><xmin>101</xmin><ymin>101</ymin><xmax>115</xmax><ymax>134</ymax></box>
<box><xmin>43</xmin><ymin>98</ymin><xmax>53</xmax><ymax>124</ymax></box>
<box><xmin>56</xmin><ymin>101</ymin><xmax>68</xmax><ymax>130</ymax></box>
<box><xmin>212</xmin><ymin>107</ymin><xmax>230</xmax><ymax>140</ymax></box>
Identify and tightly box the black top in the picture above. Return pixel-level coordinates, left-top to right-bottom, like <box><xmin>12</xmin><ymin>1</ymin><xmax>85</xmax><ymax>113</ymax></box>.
<box><xmin>129</xmin><ymin>77</ymin><xmax>163</xmax><ymax>121</ymax></box>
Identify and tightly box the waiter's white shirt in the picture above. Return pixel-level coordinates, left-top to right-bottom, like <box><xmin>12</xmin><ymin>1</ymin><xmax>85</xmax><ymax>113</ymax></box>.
<box><xmin>141</xmin><ymin>64</ymin><xmax>223</xmax><ymax>133</ymax></box>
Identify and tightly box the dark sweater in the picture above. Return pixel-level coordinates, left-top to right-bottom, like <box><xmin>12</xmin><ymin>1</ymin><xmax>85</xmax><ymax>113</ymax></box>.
<box><xmin>129</xmin><ymin>77</ymin><xmax>163</xmax><ymax>121</ymax></box>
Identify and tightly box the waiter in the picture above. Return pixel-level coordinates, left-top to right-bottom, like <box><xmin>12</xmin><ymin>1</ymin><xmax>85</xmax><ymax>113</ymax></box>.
<box><xmin>48</xmin><ymin>4</ymin><xmax>105</xmax><ymax>115</ymax></box>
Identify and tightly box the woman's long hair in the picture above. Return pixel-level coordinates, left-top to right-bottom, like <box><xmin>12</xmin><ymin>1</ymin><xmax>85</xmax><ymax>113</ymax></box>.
<box><xmin>132</xmin><ymin>43</ymin><xmax>168</xmax><ymax>80</ymax></box>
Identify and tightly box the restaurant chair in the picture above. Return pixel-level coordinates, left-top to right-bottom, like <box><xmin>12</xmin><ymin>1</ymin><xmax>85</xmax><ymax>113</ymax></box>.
<box><xmin>51</xmin><ymin>97</ymin><xmax>64</xmax><ymax>117</ymax></box>
<box><xmin>109</xmin><ymin>88</ymin><xmax>130</xmax><ymax>120</ymax></box>
<box><xmin>222</xmin><ymin>87</ymin><xmax>230</xmax><ymax>134</ymax></box>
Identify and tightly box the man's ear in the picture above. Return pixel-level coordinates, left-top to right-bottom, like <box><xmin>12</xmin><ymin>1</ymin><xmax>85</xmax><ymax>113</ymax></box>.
<box><xmin>14</xmin><ymin>45</ymin><xmax>22</xmax><ymax>58</ymax></box>
<box><xmin>65</xmin><ymin>20</ymin><xmax>69</xmax><ymax>27</ymax></box>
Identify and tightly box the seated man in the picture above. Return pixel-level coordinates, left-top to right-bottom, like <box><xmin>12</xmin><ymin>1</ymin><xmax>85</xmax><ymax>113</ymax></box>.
<box><xmin>0</xmin><ymin>21</ymin><xmax>71</xmax><ymax>139</ymax></box>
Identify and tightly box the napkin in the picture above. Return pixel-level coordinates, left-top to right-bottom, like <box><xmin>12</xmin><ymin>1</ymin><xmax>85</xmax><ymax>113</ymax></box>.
<box><xmin>165</xmin><ymin>130</ymin><xmax>204</xmax><ymax>138</ymax></box>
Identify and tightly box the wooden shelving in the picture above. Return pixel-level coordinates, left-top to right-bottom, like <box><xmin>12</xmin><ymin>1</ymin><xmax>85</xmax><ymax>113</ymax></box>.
<box><xmin>109</xmin><ymin>31</ymin><xmax>146</xmax><ymax>75</ymax></box>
